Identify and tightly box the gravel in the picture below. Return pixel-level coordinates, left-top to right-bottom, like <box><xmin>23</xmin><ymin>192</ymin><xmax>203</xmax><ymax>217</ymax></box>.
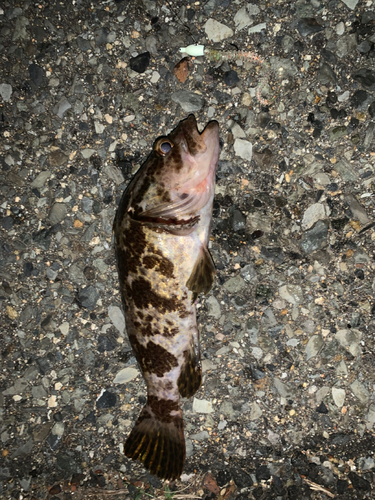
<box><xmin>1</xmin><ymin>0</ymin><xmax>375</xmax><ymax>499</ymax></box>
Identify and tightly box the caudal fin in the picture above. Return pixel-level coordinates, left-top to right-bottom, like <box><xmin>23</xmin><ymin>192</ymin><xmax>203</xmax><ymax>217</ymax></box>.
<box><xmin>123</xmin><ymin>397</ymin><xmax>185</xmax><ymax>480</ymax></box>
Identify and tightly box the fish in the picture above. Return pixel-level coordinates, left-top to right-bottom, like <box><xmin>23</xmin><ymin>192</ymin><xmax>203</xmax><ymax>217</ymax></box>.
<box><xmin>113</xmin><ymin>114</ymin><xmax>220</xmax><ymax>480</ymax></box>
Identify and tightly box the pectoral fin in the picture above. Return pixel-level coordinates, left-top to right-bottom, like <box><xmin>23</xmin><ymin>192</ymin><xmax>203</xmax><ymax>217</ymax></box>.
<box><xmin>186</xmin><ymin>246</ymin><xmax>216</xmax><ymax>303</ymax></box>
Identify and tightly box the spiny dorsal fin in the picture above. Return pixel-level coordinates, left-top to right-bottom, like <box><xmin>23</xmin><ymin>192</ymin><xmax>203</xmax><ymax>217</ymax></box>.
<box><xmin>186</xmin><ymin>245</ymin><xmax>216</xmax><ymax>303</ymax></box>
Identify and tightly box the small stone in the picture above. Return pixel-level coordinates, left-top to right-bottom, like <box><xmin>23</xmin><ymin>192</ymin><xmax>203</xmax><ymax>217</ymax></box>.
<box><xmin>249</xmin><ymin>402</ymin><xmax>262</xmax><ymax>420</ymax></box>
<box><xmin>96</xmin><ymin>390</ymin><xmax>117</xmax><ymax>408</ymax></box>
<box><xmin>305</xmin><ymin>334</ymin><xmax>324</xmax><ymax>360</ymax></box>
<box><xmin>300</xmin><ymin>220</ymin><xmax>329</xmax><ymax>254</ymax></box>
<box><xmin>173</xmin><ymin>57</ymin><xmax>192</xmax><ymax>83</ymax></box>
<box><xmin>30</xmin><ymin>170</ymin><xmax>51</xmax><ymax>188</ymax></box>
<box><xmin>55</xmin><ymin>97</ymin><xmax>71</xmax><ymax>118</ymax></box>
<box><xmin>193</xmin><ymin>398</ymin><xmax>213</xmax><ymax>413</ymax></box>
<box><xmin>113</xmin><ymin>367</ymin><xmax>140</xmax><ymax>384</ymax></box>
<box><xmin>78</xmin><ymin>285</ymin><xmax>99</xmax><ymax>310</ymax></box>
<box><xmin>350</xmin><ymin>380</ymin><xmax>370</xmax><ymax>403</ymax></box>
<box><xmin>6</xmin><ymin>305</ymin><xmax>18</xmax><ymax>320</ymax></box>
<box><xmin>234</xmin><ymin>139</ymin><xmax>252</xmax><ymax>160</ymax></box>
<box><xmin>49</xmin><ymin>203</ymin><xmax>67</xmax><ymax>224</ymax></box>
<box><xmin>297</xmin><ymin>18</ymin><xmax>323</xmax><ymax>36</ymax></box>
<box><xmin>206</xmin><ymin>295</ymin><xmax>221</xmax><ymax>318</ymax></box>
<box><xmin>29</xmin><ymin>63</ymin><xmax>45</xmax><ymax>86</ymax></box>
<box><xmin>353</xmin><ymin>68</ymin><xmax>375</xmax><ymax>91</ymax></box>
<box><xmin>204</xmin><ymin>18</ymin><xmax>234</xmax><ymax>42</ymax></box>
<box><xmin>316</xmin><ymin>402</ymin><xmax>329</xmax><ymax>414</ymax></box>
<box><xmin>332</xmin><ymin>387</ymin><xmax>345</xmax><ymax>408</ymax></box>
<box><xmin>223</xmin><ymin>275</ymin><xmax>246</xmax><ymax>293</ymax></box>
<box><xmin>59</xmin><ymin>322</ymin><xmax>69</xmax><ymax>336</ymax></box>
<box><xmin>341</xmin><ymin>0</ymin><xmax>359</xmax><ymax>8</ymax></box>
<box><xmin>190</xmin><ymin>431</ymin><xmax>209</xmax><ymax>441</ymax></box>
<box><xmin>223</xmin><ymin>70</ymin><xmax>240</xmax><ymax>87</ymax></box>
<box><xmin>171</xmin><ymin>90</ymin><xmax>205</xmax><ymax>113</ymax></box>
<box><xmin>48</xmin><ymin>395</ymin><xmax>58</xmax><ymax>408</ymax></box>
<box><xmin>129</xmin><ymin>52</ymin><xmax>150</xmax><ymax>73</ymax></box>
<box><xmin>0</xmin><ymin>83</ymin><xmax>12</xmax><ymax>102</ymax></box>
<box><xmin>279</xmin><ymin>285</ymin><xmax>303</xmax><ymax>304</ymax></box>
<box><xmin>348</xmin><ymin>472</ymin><xmax>370</xmax><ymax>491</ymax></box>
<box><xmin>108</xmin><ymin>305</ymin><xmax>125</xmax><ymax>334</ymax></box>
<box><xmin>302</xmin><ymin>203</ymin><xmax>331</xmax><ymax>230</ymax></box>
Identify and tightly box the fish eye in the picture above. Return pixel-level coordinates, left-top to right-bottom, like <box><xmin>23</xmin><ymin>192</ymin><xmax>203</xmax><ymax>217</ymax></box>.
<box><xmin>155</xmin><ymin>138</ymin><xmax>174</xmax><ymax>156</ymax></box>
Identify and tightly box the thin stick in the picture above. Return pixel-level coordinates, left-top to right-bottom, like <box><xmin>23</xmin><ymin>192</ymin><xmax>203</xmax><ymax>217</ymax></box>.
<box><xmin>302</xmin><ymin>477</ymin><xmax>335</xmax><ymax>498</ymax></box>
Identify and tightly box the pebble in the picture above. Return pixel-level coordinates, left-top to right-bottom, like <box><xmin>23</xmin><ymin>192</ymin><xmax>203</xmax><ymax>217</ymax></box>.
<box><xmin>113</xmin><ymin>367</ymin><xmax>139</xmax><ymax>384</ymax></box>
<box><xmin>78</xmin><ymin>285</ymin><xmax>99</xmax><ymax>310</ymax></box>
<box><xmin>171</xmin><ymin>90</ymin><xmax>205</xmax><ymax>112</ymax></box>
<box><xmin>48</xmin><ymin>203</ymin><xmax>67</xmax><ymax>224</ymax></box>
<box><xmin>204</xmin><ymin>19</ymin><xmax>233</xmax><ymax>42</ymax></box>
<box><xmin>193</xmin><ymin>398</ymin><xmax>214</xmax><ymax>414</ymax></box>
<box><xmin>108</xmin><ymin>305</ymin><xmax>125</xmax><ymax>334</ymax></box>
<box><xmin>0</xmin><ymin>83</ymin><xmax>12</xmax><ymax>101</ymax></box>
<box><xmin>332</xmin><ymin>387</ymin><xmax>346</xmax><ymax>408</ymax></box>
<box><xmin>233</xmin><ymin>139</ymin><xmax>253</xmax><ymax>160</ymax></box>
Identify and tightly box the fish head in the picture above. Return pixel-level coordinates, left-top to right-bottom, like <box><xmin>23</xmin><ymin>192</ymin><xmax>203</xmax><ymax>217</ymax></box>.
<box><xmin>129</xmin><ymin>115</ymin><xmax>220</xmax><ymax>223</ymax></box>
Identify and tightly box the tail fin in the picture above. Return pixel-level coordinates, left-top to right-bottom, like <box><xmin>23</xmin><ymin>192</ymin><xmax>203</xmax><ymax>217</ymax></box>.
<box><xmin>123</xmin><ymin>397</ymin><xmax>185</xmax><ymax>480</ymax></box>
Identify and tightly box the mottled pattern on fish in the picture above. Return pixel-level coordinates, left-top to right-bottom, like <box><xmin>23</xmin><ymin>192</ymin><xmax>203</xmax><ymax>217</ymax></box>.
<box><xmin>114</xmin><ymin>115</ymin><xmax>220</xmax><ymax>480</ymax></box>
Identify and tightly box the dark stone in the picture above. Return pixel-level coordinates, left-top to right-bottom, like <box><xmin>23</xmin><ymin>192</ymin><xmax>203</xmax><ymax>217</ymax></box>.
<box><xmin>353</xmin><ymin>68</ymin><xmax>375</xmax><ymax>91</ymax></box>
<box><xmin>223</xmin><ymin>70</ymin><xmax>240</xmax><ymax>87</ymax></box>
<box><xmin>55</xmin><ymin>453</ymin><xmax>78</xmax><ymax>478</ymax></box>
<box><xmin>354</xmin><ymin>269</ymin><xmax>364</xmax><ymax>280</ymax></box>
<box><xmin>29</xmin><ymin>63</ymin><xmax>45</xmax><ymax>87</ymax></box>
<box><xmin>351</xmin><ymin>89</ymin><xmax>369</xmax><ymax>107</ymax></box>
<box><xmin>85</xmin><ymin>410</ymin><xmax>96</xmax><ymax>423</ymax></box>
<box><xmin>216</xmin><ymin>469</ymin><xmax>231</xmax><ymax>486</ymax></box>
<box><xmin>23</xmin><ymin>262</ymin><xmax>34</xmax><ymax>277</ymax></box>
<box><xmin>326</xmin><ymin>91</ymin><xmax>337</xmax><ymax>105</ymax></box>
<box><xmin>348</xmin><ymin>471</ymin><xmax>370</xmax><ymax>491</ymax></box>
<box><xmin>97</xmin><ymin>335</ymin><xmax>117</xmax><ymax>352</ymax></box>
<box><xmin>230</xmin><ymin>467</ymin><xmax>253</xmax><ymax>488</ymax></box>
<box><xmin>96</xmin><ymin>390</ymin><xmax>117</xmax><ymax>409</ymax></box>
<box><xmin>83</xmin><ymin>266</ymin><xmax>95</xmax><ymax>280</ymax></box>
<box><xmin>297</xmin><ymin>18</ymin><xmax>323</xmax><ymax>36</ymax></box>
<box><xmin>94</xmin><ymin>28</ymin><xmax>108</xmax><ymax>46</ymax></box>
<box><xmin>231</xmin><ymin>208</ymin><xmax>246</xmax><ymax>232</ymax></box>
<box><xmin>336</xmin><ymin>479</ymin><xmax>348</xmax><ymax>494</ymax></box>
<box><xmin>213</xmin><ymin>91</ymin><xmax>232</xmax><ymax>104</ymax></box>
<box><xmin>369</xmin><ymin>101</ymin><xmax>375</xmax><ymax>117</ymax></box>
<box><xmin>316</xmin><ymin>402</ymin><xmax>328</xmax><ymax>414</ymax></box>
<box><xmin>32</xmin><ymin>228</ymin><xmax>52</xmax><ymax>251</ymax></box>
<box><xmin>47</xmin><ymin>433</ymin><xmax>62</xmax><ymax>451</ymax></box>
<box><xmin>129</xmin><ymin>52</ymin><xmax>150</xmax><ymax>73</ymax></box>
<box><xmin>261</xmin><ymin>246</ymin><xmax>284</xmax><ymax>264</ymax></box>
<box><xmin>348</xmin><ymin>117</ymin><xmax>359</xmax><ymax>133</ymax></box>
<box><xmin>78</xmin><ymin>285</ymin><xmax>99</xmax><ymax>309</ymax></box>
<box><xmin>36</xmin><ymin>356</ymin><xmax>53</xmax><ymax>375</ymax></box>
<box><xmin>321</xmin><ymin>48</ymin><xmax>337</xmax><ymax>65</ymax></box>
<box><xmin>1</xmin><ymin>216</ymin><xmax>14</xmax><ymax>230</ymax></box>
<box><xmin>256</xmin><ymin>465</ymin><xmax>271</xmax><ymax>481</ymax></box>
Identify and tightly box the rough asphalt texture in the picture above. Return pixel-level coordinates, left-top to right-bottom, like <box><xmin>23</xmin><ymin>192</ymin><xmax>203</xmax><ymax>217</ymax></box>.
<box><xmin>1</xmin><ymin>1</ymin><xmax>375</xmax><ymax>499</ymax></box>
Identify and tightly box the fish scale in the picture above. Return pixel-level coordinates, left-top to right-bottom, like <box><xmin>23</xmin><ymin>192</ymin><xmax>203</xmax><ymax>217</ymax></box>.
<box><xmin>113</xmin><ymin>115</ymin><xmax>220</xmax><ymax>480</ymax></box>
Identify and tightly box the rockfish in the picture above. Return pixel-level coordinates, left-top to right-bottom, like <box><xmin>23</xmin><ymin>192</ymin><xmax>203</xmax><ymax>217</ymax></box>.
<box><xmin>113</xmin><ymin>115</ymin><xmax>220</xmax><ymax>480</ymax></box>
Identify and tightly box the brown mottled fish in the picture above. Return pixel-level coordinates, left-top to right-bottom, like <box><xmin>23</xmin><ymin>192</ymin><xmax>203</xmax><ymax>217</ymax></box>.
<box><xmin>113</xmin><ymin>115</ymin><xmax>220</xmax><ymax>480</ymax></box>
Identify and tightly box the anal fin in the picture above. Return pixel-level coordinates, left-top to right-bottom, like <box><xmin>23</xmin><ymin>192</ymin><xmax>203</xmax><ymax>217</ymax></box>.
<box><xmin>186</xmin><ymin>245</ymin><xmax>216</xmax><ymax>302</ymax></box>
<box><xmin>178</xmin><ymin>346</ymin><xmax>202</xmax><ymax>398</ymax></box>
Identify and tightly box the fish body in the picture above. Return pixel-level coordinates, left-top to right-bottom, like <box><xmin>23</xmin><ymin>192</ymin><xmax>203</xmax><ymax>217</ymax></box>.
<box><xmin>113</xmin><ymin>115</ymin><xmax>220</xmax><ymax>480</ymax></box>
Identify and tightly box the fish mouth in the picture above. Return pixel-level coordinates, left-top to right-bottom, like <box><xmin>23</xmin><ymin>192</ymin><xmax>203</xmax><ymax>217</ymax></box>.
<box><xmin>169</xmin><ymin>115</ymin><xmax>220</xmax><ymax>192</ymax></box>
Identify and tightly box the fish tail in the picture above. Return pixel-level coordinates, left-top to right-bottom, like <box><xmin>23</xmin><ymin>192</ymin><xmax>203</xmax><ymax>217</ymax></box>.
<box><xmin>123</xmin><ymin>396</ymin><xmax>185</xmax><ymax>480</ymax></box>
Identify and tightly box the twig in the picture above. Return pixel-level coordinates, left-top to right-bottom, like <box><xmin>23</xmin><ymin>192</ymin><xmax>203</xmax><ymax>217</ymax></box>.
<box><xmin>302</xmin><ymin>477</ymin><xmax>335</xmax><ymax>498</ymax></box>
